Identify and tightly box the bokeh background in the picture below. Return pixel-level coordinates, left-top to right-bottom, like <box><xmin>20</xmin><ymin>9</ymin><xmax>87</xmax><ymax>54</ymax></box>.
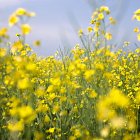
<box><xmin>0</xmin><ymin>0</ymin><xmax>140</xmax><ymax>56</ymax></box>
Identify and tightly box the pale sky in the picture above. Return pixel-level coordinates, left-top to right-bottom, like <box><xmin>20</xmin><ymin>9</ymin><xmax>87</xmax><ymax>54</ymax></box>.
<box><xmin>0</xmin><ymin>0</ymin><xmax>140</xmax><ymax>56</ymax></box>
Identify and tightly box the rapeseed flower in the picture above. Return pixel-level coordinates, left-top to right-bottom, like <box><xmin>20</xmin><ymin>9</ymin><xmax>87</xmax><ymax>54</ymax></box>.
<box><xmin>9</xmin><ymin>14</ymin><xmax>19</xmax><ymax>26</ymax></box>
<box><xmin>16</xmin><ymin>8</ymin><xmax>27</xmax><ymax>16</ymax></box>
<box><xmin>105</xmin><ymin>32</ymin><xmax>112</xmax><ymax>40</ymax></box>
<box><xmin>21</xmin><ymin>24</ymin><xmax>31</xmax><ymax>35</ymax></box>
<box><xmin>8</xmin><ymin>120</ymin><xmax>24</xmax><ymax>132</ymax></box>
<box><xmin>0</xmin><ymin>5</ymin><xmax>140</xmax><ymax>140</ymax></box>
<box><xmin>0</xmin><ymin>28</ymin><xmax>8</xmax><ymax>37</ymax></box>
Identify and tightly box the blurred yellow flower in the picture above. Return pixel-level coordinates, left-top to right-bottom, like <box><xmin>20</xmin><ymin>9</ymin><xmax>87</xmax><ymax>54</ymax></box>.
<box><xmin>21</xmin><ymin>24</ymin><xmax>31</xmax><ymax>35</ymax></box>
<box><xmin>9</xmin><ymin>14</ymin><xmax>19</xmax><ymax>26</ymax></box>
<box><xmin>34</xmin><ymin>40</ymin><xmax>41</xmax><ymax>46</ymax></box>
<box><xmin>27</xmin><ymin>12</ymin><xmax>36</xmax><ymax>17</ymax></box>
<box><xmin>0</xmin><ymin>48</ymin><xmax>7</xmax><ymax>57</ymax></box>
<box><xmin>109</xmin><ymin>17</ymin><xmax>116</xmax><ymax>24</ymax></box>
<box><xmin>105</xmin><ymin>32</ymin><xmax>112</xmax><ymax>40</ymax></box>
<box><xmin>111</xmin><ymin>117</ymin><xmax>126</xmax><ymax>129</ymax></box>
<box><xmin>137</xmin><ymin>34</ymin><xmax>140</xmax><ymax>41</ymax></box>
<box><xmin>34</xmin><ymin>131</ymin><xmax>44</xmax><ymax>140</ymax></box>
<box><xmin>16</xmin><ymin>8</ymin><xmax>27</xmax><ymax>16</ymax></box>
<box><xmin>0</xmin><ymin>28</ymin><xmax>8</xmax><ymax>37</ymax></box>
<box><xmin>100</xmin><ymin>6</ymin><xmax>110</xmax><ymax>14</ymax></box>
<box><xmin>89</xmin><ymin>90</ymin><xmax>97</xmax><ymax>98</ymax></box>
<box><xmin>97</xmin><ymin>13</ymin><xmax>104</xmax><ymax>20</ymax></box>
<box><xmin>133</xmin><ymin>9</ymin><xmax>140</xmax><ymax>21</ymax></box>
<box><xmin>100</xmin><ymin>127</ymin><xmax>109</xmax><ymax>138</ymax></box>
<box><xmin>133</xmin><ymin>27</ymin><xmax>139</xmax><ymax>33</ymax></box>
<box><xmin>78</xmin><ymin>29</ymin><xmax>83</xmax><ymax>36</ymax></box>
<box><xmin>8</xmin><ymin>120</ymin><xmax>24</xmax><ymax>132</ymax></box>
<box><xmin>44</xmin><ymin>115</ymin><xmax>50</xmax><ymax>123</ymax></box>
<box><xmin>17</xmin><ymin>78</ymin><xmax>30</xmax><ymax>89</ymax></box>
<box><xmin>84</xmin><ymin>70</ymin><xmax>95</xmax><ymax>81</ymax></box>
<box><xmin>87</xmin><ymin>26</ymin><xmax>93</xmax><ymax>32</ymax></box>
<box><xmin>18</xmin><ymin>106</ymin><xmax>36</xmax><ymax>123</ymax></box>
<box><xmin>48</xmin><ymin>128</ymin><xmax>55</xmax><ymax>133</ymax></box>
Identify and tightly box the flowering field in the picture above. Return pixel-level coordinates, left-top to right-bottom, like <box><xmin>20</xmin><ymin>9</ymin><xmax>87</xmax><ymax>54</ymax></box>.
<box><xmin>0</xmin><ymin>6</ymin><xmax>140</xmax><ymax>140</ymax></box>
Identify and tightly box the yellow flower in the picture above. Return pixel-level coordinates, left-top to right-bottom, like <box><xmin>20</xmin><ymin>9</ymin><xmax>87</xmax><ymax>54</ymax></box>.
<box><xmin>109</xmin><ymin>89</ymin><xmax>130</xmax><ymax>107</ymax></box>
<box><xmin>44</xmin><ymin>115</ymin><xmax>50</xmax><ymax>123</ymax></box>
<box><xmin>97</xmin><ymin>13</ymin><xmax>104</xmax><ymax>20</ymax></box>
<box><xmin>34</xmin><ymin>40</ymin><xmax>41</xmax><ymax>46</ymax></box>
<box><xmin>133</xmin><ymin>27</ymin><xmax>139</xmax><ymax>33</ymax></box>
<box><xmin>87</xmin><ymin>26</ymin><xmax>93</xmax><ymax>32</ymax></box>
<box><xmin>84</xmin><ymin>70</ymin><xmax>95</xmax><ymax>81</ymax></box>
<box><xmin>111</xmin><ymin>117</ymin><xmax>126</xmax><ymax>129</ymax></box>
<box><xmin>50</xmin><ymin>77</ymin><xmax>61</xmax><ymax>86</ymax></box>
<box><xmin>21</xmin><ymin>24</ymin><xmax>31</xmax><ymax>35</ymax></box>
<box><xmin>53</xmin><ymin>104</ymin><xmax>60</xmax><ymax>114</ymax></box>
<box><xmin>47</xmin><ymin>85</ymin><xmax>55</xmax><ymax>93</ymax></box>
<box><xmin>89</xmin><ymin>90</ymin><xmax>97</xmax><ymax>98</ymax></box>
<box><xmin>48</xmin><ymin>128</ymin><xmax>55</xmax><ymax>133</ymax></box>
<box><xmin>0</xmin><ymin>28</ymin><xmax>8</xmax><ymax>37</ymax></box>
<box><xmin>100</xmin><ymin>127</ymin><xmax>109</xmax><ymax>138</ymax></box>
<box><xmin>18</xmin><ymin>106</ymin><xmax>36</xmax><ymax>123</ymax></box>
<box><xmin>17</xmin><ymin>78</ymin><xmax>30</xmax><ymax>89</ymax></box>
<box><xmin>8</xmin><ymin>120</ymin><xmax>24</xmax><ymax>132</ymax></box>
<box><xmin>74</xmin><ymin>129</ymin><xmax>81</xmax><ymax>138</ymax></box>
<box><xmin>9</xmin><ymin>108</ymin><xmax>18</xmax><ymax>116</ymax></box>
<box><xmin>123</xmin><ymin>41</ymin><xmax>130</xmax><ymax>47</ymax></box>
<box><xmin>69</xmin><ymin>136</ymin><xmax>76</xmax><ymax>140</ymax></box>
<box><xmin>95</xmin><ymin>63</ymin><xmax>104</xmax><ymax>70</ymax></box>
<box><xmin>109</xmin><ymin>17</ymin><xmax>116</xmax><ymax>24</ymax></box>
<box><xmin>26</xmin><ymin>12</ymin><xmax>36</xmax><ymax>17</ymax></box>
<box><xmin>137</xmin><ymin>34</ymin><xmax>140</xmax><ymax>41</ymax></box>
<box><xmin>11</xmin><ymin>41</ymin><xmax>24</xmax><ymax>53</ymax></box>
<box><xmin>26</xmin><ymin>62</ymin><xmax>36</xmax><ymax>71</ymax></box>
<box><xmin>9</xmin><ymin>14</ymin><xmax>19</xmax><ymax>26</ymax></box>
<box><xmin>60</xmin><ymin>110</ymin><xmax>68</xmax><ymax>116</ymax></box>
<box><xmin>136</xmin><ymin>91</ymin><xmax>140</xmax><ymax>103</ymax></box>
<box><xmin>34</xmin><ymin>131</ymin><xmax>44</xmax><ymax>140</ymax></box>
<box><xmin>0</xmin><ymin>48</ymin><xmax>7</xmax><ymax>57</ymax></box>
<box><xmin>105</xmin><ymin>32</ymin><xmax>112</xmax><ymax>40</ymax></box>
<box><xmin>35</xmin><ymin>87</ymin><xmax>45</xmax><ymax>97</ymax></box>
<box><xmin>133</xmin><ymin>9</ymin><xmax>140</xmax><ymax>21</ymax></box>
<box><xmin>78</xmin><ymin>29</ymin><xmax>83</xmax><ymax>36</ymax></box>
<box><xmin>16</xmin><ymin>8</ymin><xmax>27</xmax><ymax>16</ymax></box>
<box><xmin>48</xmin><ymin>93</ymin><xmax>57</xmax><ymax>100</ymax></box>
<box><xmin>100</xmin><ymin>6</ymin><xmax>110</xmax><ymax>14</ymax></box>
<box><xmin>118</xmin><ymin>81</ymin><xmax>123</xmax><ymax>86</ymax></box>
<box><xmin>94</xmin><ymin>26</ymin><xmax>99</xmax><ymax>32</ymax></box>
<box><xmin>90</xmin><ymin>19</ymin><xmax>96</xmax><ymax>24</ymax></box>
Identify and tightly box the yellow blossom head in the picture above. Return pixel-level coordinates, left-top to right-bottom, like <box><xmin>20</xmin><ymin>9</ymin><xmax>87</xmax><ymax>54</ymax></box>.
<box><xmin>9</xmin><ymin>14</ymin><xmax>19</xmax><ymax>26</ymax></box>
<box><xmin>21</xmin><ymin>24</ymin><xmax>31</xmax><ymax>35</ymax></box>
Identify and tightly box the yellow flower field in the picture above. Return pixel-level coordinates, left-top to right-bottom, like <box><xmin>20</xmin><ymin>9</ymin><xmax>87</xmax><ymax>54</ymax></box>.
<box><xmin>0</xmin><ymin>6</ymin><xmax>140</xmax><ymax>140</ymax></box>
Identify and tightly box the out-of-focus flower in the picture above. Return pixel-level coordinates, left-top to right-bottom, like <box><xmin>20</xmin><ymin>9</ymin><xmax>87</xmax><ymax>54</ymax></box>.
<box><xmin>0</xmin><ymin>28</ymin><xmax>8</xmax><ymax>37</ymax></box>
<box><xmin>105</xmin><ymin>32</ymin><xmax>112</xmax><ymax>40</ymax></box>
<box><xmin>16</xmin><ymin>8</ymin><xmax>27</xmax><ymax>16</ymax></box>
<box><xmin>21</xmin><ymin>24</ymin><xmax>31</xmax><ymax>35</ymax></box>
<box><xmin>8</xmin><ymin>120</ymin><xmax>24</xmax><ymax>132</ymax></box>
<box><xmin>137</xmin><ymin>34</ymin><xmax>140</xmax><ymax>41</ymax></box>
<box><xmin>133</xmin><ymin>9</ymin><xmax>140</xmax><ymax>21</ymax></box>
<box><xmin>9</xmin><ymin>14</ymin><xmax>19</xmax><ymax>26</ymax></box>
<box><xmin>87</xmin><ymin>26</ymin><xmax>93</xmax><ymax>32</ymax></box>
<box><xmin>133</xmin><ymin>27</ymin><xmax>139</xmax><ymax>33</ymax></box>
<box><xmin>109</xmin><ymin>17</ymin><xmax>116</xmax><ymax>24</ymax></box>
<box><xmin>78</xmin><ymin>29</ymin><xmax>83</xmax><ymax>36</ymax></box>
<box><xmin>34</xmin><ymin>40</ymin><xmax>41</xmax><ymax>46</ymax></box>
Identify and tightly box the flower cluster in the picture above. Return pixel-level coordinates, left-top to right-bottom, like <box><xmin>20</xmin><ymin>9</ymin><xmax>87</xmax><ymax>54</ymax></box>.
<box><xmin>0</xmin><ymin>6</ymin><xmax>140</xmax><ymax>140</ymax></box>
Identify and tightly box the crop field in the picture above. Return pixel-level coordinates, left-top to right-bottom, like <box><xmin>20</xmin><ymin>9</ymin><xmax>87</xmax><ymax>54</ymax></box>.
<box><xmin>0</xmin><ymin>4</ymin><xmax>140</xmax><ymax>140</ymax></box>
